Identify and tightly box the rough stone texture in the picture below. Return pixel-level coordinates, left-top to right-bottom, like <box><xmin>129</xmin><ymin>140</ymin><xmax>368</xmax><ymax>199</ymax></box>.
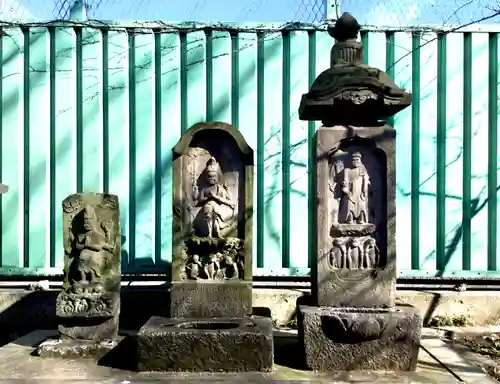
<box><xmin>315</xmin><ymin>125</ymin><xmax>396</xmax><ymax>308</ymax></box>
<box><xmin>170</xmin><ymin>280</ymin><xmax>252</xmax><ymax>318</ymax></box>
<box><xmin>298</xmin><ymin>305</ymin><xmax>421</xmax><ymax>371</ymax></box>
<box><xmin>58</xmin><ymin>307</ymin><xmax>119</xmax><ymax>341</ymax></box>
<box><xmin>0</xmin><ymin>330</ymin><xmax>467</xmax><ymax>383</ymax></box>
<box><xmin>171</xmin><ymin>122</ymin><xmax>254</xmax><ymax>319</ymax></box>
<box><xmin>136</xmin><ymin>316</ymin><xmax>273</xmax><ymax>372</ymax></box>
<box><xmin>36</xmin><ymin>336</ymin><xmax>124</xmax><ymax>359</ymax></box>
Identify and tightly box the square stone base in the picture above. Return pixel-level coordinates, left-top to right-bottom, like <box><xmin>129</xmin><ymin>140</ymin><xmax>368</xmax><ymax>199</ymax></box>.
<box><xmin>58</xmin><ymin>315</ymin><xmax>119</xmax><ymax>341</ymax></box>
<box><xmin>170</xmin><ymin>280</ymin><xmax>252</xmax><ymax>318</ymax></box>
<box><xmin>136</xmin><ymin>316</ymin><xmax>273</xmax><ymax>372</ymax></box>
<box><xmin>298</xmin><ymin>305</ymin><xmax>422</xmax><ymax>371</ymax></box>
<box><xmin>36</xmin><ymin>336</ymin><xmax>123</xmax><ymax>359</ymax></box>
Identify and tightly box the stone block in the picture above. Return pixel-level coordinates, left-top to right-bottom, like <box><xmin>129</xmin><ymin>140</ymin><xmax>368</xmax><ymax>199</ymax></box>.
<box><xmin>36</xmin><ymin>336</ymin><xmax>124</xmax><ymax>359</ymax></box>
<box><xmin>298</xmin><ymin>305</ymin><xmax>421</xmax><ymax>371</ymax></box>
<box><xmin>314</xmin><ymin>125</ymin><xmax>396</xmax><ymax>308</ymax></box>
<box><xmin>136</xmin><ymin>316</ymin><xmax>273</xmax><ymax>372</ymax></box>
<box><xmin>170</xmin><ymin>280</ymin><xmax>252</xmax><ymax>318</ymax></box>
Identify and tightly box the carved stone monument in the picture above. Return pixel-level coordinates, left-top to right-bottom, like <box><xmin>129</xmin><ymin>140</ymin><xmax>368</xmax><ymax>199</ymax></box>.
<box><xmin>297</xmin><ymin>12</ymin><xmax>421</xmax><ymax>371</ymax></box>
<box><xmin>37</xmin><ymin>192</ymin><xmax>121</xmax><ymax>358</ymax></box>
<box><xmin>136</xmin><ymin>122</ymin><xmax>273</xmax><ymax>372</ymax></box>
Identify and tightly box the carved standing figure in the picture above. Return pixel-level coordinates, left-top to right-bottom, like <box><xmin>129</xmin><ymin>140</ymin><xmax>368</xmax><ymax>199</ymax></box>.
<box><xmin>342</xmin><ymin>152</ymin><xmax>370</xmax><ymax>224</ymax></box>
<box><xmin>187</xmin><ymin>254</ymin><xmax>203</xmax><ymax>279</ymax></box>
<box><xmin>329</xmin><ymin>156</ymin><xmax>345</xmax><ymax>226</ymax></box>
<box><xmin>193</xmin><ymin>157</ymin><xmax>236</xmax><ymax>238</ymax></box>
<box><xmin>204</xmin><ymin>253</ymin><xmax>221</xmax><ymax>279</ymax></box>
<box><xmin>66</xmin><ymin>205</ymin><xmax>115</xmax><ymax>293</ymax></box>
<box><xmin>330</xmin><ymin>237</ymin><xmax>348</xmax><ymax>268</ymax></box>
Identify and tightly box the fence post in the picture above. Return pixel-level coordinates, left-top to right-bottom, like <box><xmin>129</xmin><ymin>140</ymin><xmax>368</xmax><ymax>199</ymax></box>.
<box><xmin>325</xmin><ymin>0</ymin><xmax>340</xmax><ymax>20</ymax></box>
<box><xmin>69</xmin><ymin>0</ymin><xmax>88</xmax><ymax>21</ymax></box>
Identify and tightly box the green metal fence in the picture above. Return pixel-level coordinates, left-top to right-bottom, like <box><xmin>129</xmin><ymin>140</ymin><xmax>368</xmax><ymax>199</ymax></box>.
<box><xmin>0</xmin><ymin>21</ymin><xmax>499</xmax><ymax>278</ymax></box>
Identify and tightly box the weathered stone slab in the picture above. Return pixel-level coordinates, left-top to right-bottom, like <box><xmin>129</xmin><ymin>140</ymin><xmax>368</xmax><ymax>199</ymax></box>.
<box><xmin>171</xmin><ymin>122</ymin><xmax>254</xmax><ymax>319</ymax></box>
<box><xmin>36</xmin><ymin>336</ymin><xmax>124</xmax><ymax>359</ymax></box>
<box><xmin>170</xmin><ymin>280</ymin><xmax>252</xmax><ymax>318</ymax></box>
<box><xmin>315</xmin><ymin>125</ymin><xmax>396</xmax><ymax>308</ymax></box>
<box><xmin>298</xmin><ymin>305</ymin><xmax>421</xmax><ymax>371</ymax></box>
<box><xmin>136</xmin><ymin>316</ymin><xmax>273</xmax><ymax>372</ymax></box>
<box><xmin>55</xmin><ymin>192</ymin><xmax>121</xmax><ymax>342</ymax></box>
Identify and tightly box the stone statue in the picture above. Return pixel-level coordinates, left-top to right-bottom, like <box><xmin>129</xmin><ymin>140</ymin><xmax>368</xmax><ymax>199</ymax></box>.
<box><xmin>51</xmin><ymin>193</ymin><xmax>121</xmax><ymax>349</ymax></box>
<box><xmin>193</xmin><ymin>157</ymin><xmax>236</xmax><ymax>238</ymax></box>
<box><xmin>342</xmin><ymin>152</ymin><xmax>370</xmax><ymax>224</ymax></box>
<box><xmin>298</xmin><ymin>12</ymin><xmax>411</xmax><ymax>125</ymax></box>
<box><xmin>66</xmin><ymin>205</ymin><xmax>115</xmax><ymax>294</ymax></box>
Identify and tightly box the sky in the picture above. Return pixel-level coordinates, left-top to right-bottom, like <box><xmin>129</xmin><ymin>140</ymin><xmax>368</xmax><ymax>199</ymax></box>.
<box><xmin>1</xmin><ymin>0</ymin><xmax>500</xmax><ymax>26</ymax></box>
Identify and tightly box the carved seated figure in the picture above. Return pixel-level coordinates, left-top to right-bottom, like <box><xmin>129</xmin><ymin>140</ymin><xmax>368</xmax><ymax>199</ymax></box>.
<box><xmin>193</xmin><ymin>157</ymin><xmax>236</xmax><ymax>238</ymax></box>
<box><xmin>66</xmin><ymin>205</ymin><xmax>115</xmax><ymax>294</ymax></box>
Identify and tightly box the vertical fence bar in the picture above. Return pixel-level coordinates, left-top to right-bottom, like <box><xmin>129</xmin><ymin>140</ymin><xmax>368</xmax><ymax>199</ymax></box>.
<box><xmin>231</xmin><ymin>32</ymin><xmax>239</xmax><ymax>127</ymax></box>
<box><xmin>488</xmin><ymin>33</ymin><xmax>498</xmax><ymax>271</ymax></box>
<box><xmin>102</xmin><ymin>29</ymin><xmax>109</xmax><ymax>193</ymax></box>
<box><xmin>205</xmin><ymin>29</ymin><xmax>213</xmax><ymax>121</ymax></box>
<box><xmin>462</xmin><ymin>32</ymin><xmax>472</xmax><ymax>271</ymax></box>
<box><xmin>411</xmin><ymin>32</ymin><xmax>420</xmax><ymax>270</ymax></box>
<box><xmin>307</xmin><ymin>30</ymin><xmax>316</xmax><ymax>269</ymax></box>
<box><xmin>256</xmin><ymin>33</ymin><xmax>264</xmax><ymax>268</ymax></box>
<box><xmin>75</xmin><ymin>27</ymin><xmax>83</xmax><ymax>193</ymax></box>
<box><xmin>154</xmin><ymin>31</ymin><xmax>162</xmax><ymax>267</ymax></box>
<box><xmin>179</xmin><ymin>32</ymin><xmax>187</xmax><ymax>133</ymax></box>
<box><xmin>436</xmin><ymin>33</ymin><xmax>447</xmax><ymax>271</ymax></box>
<box><xmin>49</xmin><ymin>27</ymin><xmax>56</xmax><ymax>268</ymax></box>
<box><xmin>282</xmin><ymin>31</ymin><xmax>291</xmax><ymax>269</ymax></box>
<box><xmin>385</xmin><ymin>32</ymin><xmax>395</xmax><ymax>127</ymax></box>
<box><xmin>22</xmin><ymin>28</ymin><xmax>30</xmax><ymax>268</ymax></box>
<box><xmin>128</xmin><ymin>31</ymin><xmax>136</xmax><ymax>268</ymax></box>
<box><xmin>361</xmin><ymin>31</ymin><xmax>368</xmax><ymax>65</ymax></box>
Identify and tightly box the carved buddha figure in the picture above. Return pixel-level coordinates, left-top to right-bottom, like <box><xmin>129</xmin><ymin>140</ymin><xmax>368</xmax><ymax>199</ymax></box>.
<box><xmin>193</xmin><ymin>157</ymin><xmax>236</xmax><ymax>238</ymax></box>
<box><xmin>66</xmin><ymin>205</ymin><xmax>114</xmax><ymax>293</ymax></box>
<box><xmin>342</xmin><ymin>152</ymin><xmax>370</xmax><ymax>224</ymax></box>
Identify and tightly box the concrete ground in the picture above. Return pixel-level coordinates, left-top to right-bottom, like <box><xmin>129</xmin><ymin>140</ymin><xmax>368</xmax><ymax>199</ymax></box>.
<box><xmin>0</xmin><ymin>329</ymin><xmax>495</xmax><ymax>383</ymax></box>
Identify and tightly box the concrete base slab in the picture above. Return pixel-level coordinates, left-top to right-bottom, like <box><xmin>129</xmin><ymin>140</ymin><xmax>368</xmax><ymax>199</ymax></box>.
<box><xmin>136</xmin><ymin>316</ymin><xmax>273</xmax><ymax>372</ymax></box>
<box><xmin>298</xmin><ymin>305</ymin><xmax>422</xmax><ymax>371</ymax></box>
<box><xmin>0</xmin><ymin>329</ymin><xmax>475</xmax><ymax>382</ymax></box>
<box><xmin>36</xmin><ymin>336</ymin><xmax>123</xmax><ymax>359</ymax></box>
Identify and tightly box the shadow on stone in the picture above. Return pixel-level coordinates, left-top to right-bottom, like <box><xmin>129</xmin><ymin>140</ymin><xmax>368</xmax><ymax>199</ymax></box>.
<box><xmin>98</xmin><ymin>334</ymin><xmax>138</xmax><ymax>371</ymax></box>
<box><xmin>252</xmin><ymin>306</ymin><xmax>272</xmax><ymax>318</ymax></box>
<box><xmin>274</xmin><ymin>335</ymin><xmax>308</xmax><ymax>370</ymax></box>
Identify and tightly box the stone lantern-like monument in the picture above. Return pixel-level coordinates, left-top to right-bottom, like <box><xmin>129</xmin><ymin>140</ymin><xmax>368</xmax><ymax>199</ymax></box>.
<box><xmin>297</xmin><ymin>12</ymin><xmax>422</xmax><ymax>371</ymax></box>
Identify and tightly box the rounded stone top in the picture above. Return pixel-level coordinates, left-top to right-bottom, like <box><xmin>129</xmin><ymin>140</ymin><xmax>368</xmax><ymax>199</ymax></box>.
<box><xmin>327</xmin><ymin>12</ymin><xmax>361</xmax><ymax>42</ymax></box>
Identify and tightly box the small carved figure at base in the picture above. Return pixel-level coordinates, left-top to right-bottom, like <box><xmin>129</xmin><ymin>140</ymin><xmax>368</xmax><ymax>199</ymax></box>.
<box><xmin>330</xmin><ymin>235</ymin><xmax>380</xmax><ymax>269</ymax></box>
<box><xmin>182</xmin><ymin>236</ymin><xmax>245</xmax><ymax>281</ymax></box>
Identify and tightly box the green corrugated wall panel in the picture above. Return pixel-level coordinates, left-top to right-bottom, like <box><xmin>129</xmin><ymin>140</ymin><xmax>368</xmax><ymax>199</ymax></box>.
<box><xmin>0</xmin><ymin>24</ymin><xmax>499</xmax><ymax>278</ymax></box>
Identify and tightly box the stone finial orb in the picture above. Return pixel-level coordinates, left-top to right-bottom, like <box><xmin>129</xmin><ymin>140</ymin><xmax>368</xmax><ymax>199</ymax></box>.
<box><xmin>327</xmin><ymin>12</ymin><xmax>361</xmax><ymax>42</ymax></box>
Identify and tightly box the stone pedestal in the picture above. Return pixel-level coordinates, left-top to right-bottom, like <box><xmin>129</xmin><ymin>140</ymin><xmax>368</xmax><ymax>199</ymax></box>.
<box><xmin>137</xmin><ymin>316</ymin><xmax>273</xmax><ymax>372</ymax></box>
<box><xmin>170</xmin><ymin>280</ymin><xmax>252</xmax><ymax>318</ymax></box>
<box><xmin>37</xmin><ymin>193</ymin><xmax>121</xmax><ymax>359</ymax></box>
<box><xmin>314</xmin><ymin>125</ymin><xmax>396</xmax><ymax>309</ymax></box>
<box><xmin>297</xmin><ymin>124</ymin><xmax>421</xmax><ymax>371</ymax></box>
<box><xmin>296</xmin><ymin>12</ymin><xmax>421</xmax><ymax>372</ymax></box>
<box><xmin>137</xmin><ymin>122</ymin><xmax>273</xmax><ymax>372</ymax></box>
<box><xmin>298</xmin><ymin>306</ymin><xmax>421</xmax><ymax>371</ymax></box>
